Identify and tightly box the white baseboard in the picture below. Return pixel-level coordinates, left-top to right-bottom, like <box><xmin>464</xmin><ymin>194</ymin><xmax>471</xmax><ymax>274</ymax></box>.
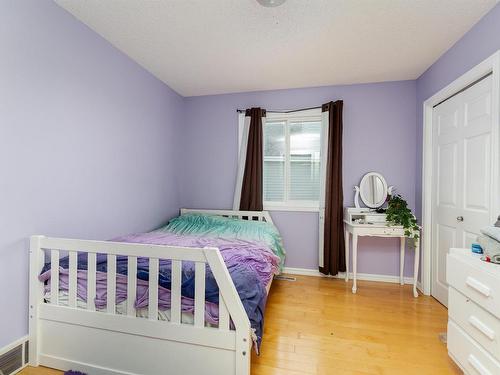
<box><xmin>282</xmin><ymin>267</ymin><xmax>416</xmax><ymax>285</ymax></box>
<box><xmin>417</xmin><ymin>281</ymin><xmax>423</xmax><ymax>293</ymax></box>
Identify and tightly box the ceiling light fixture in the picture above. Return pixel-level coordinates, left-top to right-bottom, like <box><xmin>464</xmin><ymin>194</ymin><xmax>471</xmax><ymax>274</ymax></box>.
<box><xmin>256</xmin><ymin>0</ymin><xmax>287</xmax><ymax>7</ymax></box>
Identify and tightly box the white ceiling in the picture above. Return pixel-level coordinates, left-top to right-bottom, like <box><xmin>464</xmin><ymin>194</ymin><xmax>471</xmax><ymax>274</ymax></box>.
<box><xmin>55</xmin><ymin>0</ymin><xmax>498</xmax><ymax>97</ymax></box>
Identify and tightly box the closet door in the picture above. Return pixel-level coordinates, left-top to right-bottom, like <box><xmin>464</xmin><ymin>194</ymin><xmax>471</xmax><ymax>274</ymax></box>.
<box><xmin>431</xmin><ymin>76</ymin><xmax>494</xmax><ymax>307</ymax></box>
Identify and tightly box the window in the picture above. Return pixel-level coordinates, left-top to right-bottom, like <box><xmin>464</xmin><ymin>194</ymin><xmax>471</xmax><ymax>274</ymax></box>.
<box><xmin>263</xmin><ymin>109</ymin><xmax>322</xmax><ymax>211</ymax></box>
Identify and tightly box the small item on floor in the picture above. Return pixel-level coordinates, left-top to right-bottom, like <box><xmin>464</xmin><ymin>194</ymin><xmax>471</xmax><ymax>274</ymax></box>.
<box><xmin>274</xmin><ymin>275</ymin><xmax>296</xmax><ymax>281</ymax></box>
<box><xmin>471</xmin><ymin>243</ymin><xmax>483</xmax><ymax>254</ymax></box>
<box><xmin>64</xmin><ymin>371</ymin><xmax>87</xmax><ymax>375</ymax></box>
<box><xmin>495</xmin><ymin>215</ymin><xmax>500</xmax><ymax>227</ymax></box>
<box><xmin>438</xmin><ymin>332</ymin><xmax>447</xmax><ymax>344</ymax></box>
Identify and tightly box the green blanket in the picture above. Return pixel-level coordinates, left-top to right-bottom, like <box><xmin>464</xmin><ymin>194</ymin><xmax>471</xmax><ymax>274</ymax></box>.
<box><xmin>157</xmin><ymin>213</ymin><xmax>285</xmax><ymax>270</ymax></box>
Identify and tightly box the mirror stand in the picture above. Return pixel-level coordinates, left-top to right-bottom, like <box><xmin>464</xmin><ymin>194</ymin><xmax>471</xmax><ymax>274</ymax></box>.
<box><xmin>354</xmin><ymin>186</ymin><xmax>361</xmax><ymax>208</ymax></box>
<box><xmin>353</xmin><ymin>171</ymin><xmax>396</xmax><ymax>209</ymax></box>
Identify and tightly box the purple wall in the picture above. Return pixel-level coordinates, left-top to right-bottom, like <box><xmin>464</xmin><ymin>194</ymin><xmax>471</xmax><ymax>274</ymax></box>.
<box><xmin>415</xmin><ymin>4</ymin><xmax>500</xmax><ymax>218</ymax></box>
<box><xmin>4</xmin><ymin>0</ymin><xmax>497</xmax><ymax>353</ymax></box>
<box><xmin>181</xmin><ymin>81</ymin><xmax>418</xmax><ymax>274</ymax></box>
<box><xmin>0</xmin><ymin>1</ymin><xmax>183</xmax><ymax>348</ymax></box>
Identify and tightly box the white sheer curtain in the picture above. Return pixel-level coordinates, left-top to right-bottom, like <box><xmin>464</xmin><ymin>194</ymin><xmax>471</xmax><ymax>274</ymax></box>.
<box><xmin>233</xmin><ymin>112</ymin><xmax>250</xmax><ymax>209</ymax></box>
<box><xmin>318</xmin><ymin>109</ymin><xmax>330</xmax><ymax>268</ymax></box>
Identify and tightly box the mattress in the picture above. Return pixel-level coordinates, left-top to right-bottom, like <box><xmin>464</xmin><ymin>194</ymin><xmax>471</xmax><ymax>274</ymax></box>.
<box><xmin>45</xmin><ymin>275</ymin><xmax>274</xmax><ymax>326</ymax></box>
<box><xmin>45</xmin><ymin>290</ymin><xmax>215</xmax><ymax>326</ymax></box>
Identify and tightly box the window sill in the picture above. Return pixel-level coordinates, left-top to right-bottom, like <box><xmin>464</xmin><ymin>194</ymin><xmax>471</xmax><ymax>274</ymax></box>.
<box><xmin>263</xmin><ymin>205</ymin><xmax>320</xmax><ymax>213</ymax></box>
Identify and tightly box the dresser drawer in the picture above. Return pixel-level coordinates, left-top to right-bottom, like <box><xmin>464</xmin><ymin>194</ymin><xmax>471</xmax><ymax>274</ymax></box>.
<box><xmin>447</xmin><ymin>254</ymin><xmax>500</xmax><ymax>319</ymax></box>
<box><xmin>380</xmin><ymin>227</ymin><xmax>399</xmax><ymax>236</ymax></box>
<box><xmin>449</xmin><ymin>288</ymin><xmax>500</xmax><ymax>359</ymax></box>
<box><xmin>448</xmin><ymin>321</ymin><xmax>500</xmax><ymax>375</ymax></box>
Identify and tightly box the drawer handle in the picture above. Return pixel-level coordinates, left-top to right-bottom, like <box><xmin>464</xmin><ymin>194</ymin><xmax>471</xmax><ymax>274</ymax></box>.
<box><xmin>469</xmin><ymin>316</ymin><xmax>496</xmax><ymax>341</ymax></box>
<box><xmin>466</xmin><ymin>277</ymin><xmax>491</xmax><ymax>297</ymax></box>
<box><xmin>468</xmin><ymin>354</ymin><xmax>491</xmax><ymax>375</ymax></box>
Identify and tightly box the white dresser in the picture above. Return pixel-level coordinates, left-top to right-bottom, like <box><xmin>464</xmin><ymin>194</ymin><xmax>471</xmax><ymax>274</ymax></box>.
<box><xmin>447</xmin><ymin>248</ymin><xmax>500</xmax><ymax>374</ymax></box>
<box><xmin>344</xmin><ymin>207</ymin><xmax>420</xmax><ymax>297</ymax></box>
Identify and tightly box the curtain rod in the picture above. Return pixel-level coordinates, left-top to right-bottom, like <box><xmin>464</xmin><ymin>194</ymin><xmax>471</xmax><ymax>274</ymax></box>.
<box><xmin>236</xmin><ymin>105</ymin><xmax>322</xmax><ymax>114</ymax></box>
<box><xmin>433</xmin><ymin>71</ymin><xmax>493</xmax><ymax>108</ymax></box>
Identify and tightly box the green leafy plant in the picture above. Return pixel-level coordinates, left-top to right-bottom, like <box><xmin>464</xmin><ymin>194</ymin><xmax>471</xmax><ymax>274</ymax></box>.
<box><xmin>386</xmin><ymin>194</ymin><xmax>420</xmax><ymax>240</ymax></box>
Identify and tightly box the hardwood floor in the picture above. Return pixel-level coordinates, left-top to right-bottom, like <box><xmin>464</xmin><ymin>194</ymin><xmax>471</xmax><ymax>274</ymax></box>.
<box><xmin>20</xmin><ymin>275</ymin><xmax>461</xmax><ymax>375</ymax></box>
<box><xmin>252</xmin><ymin>276</ymin><xmax>460</xmax><ymax>375</ymax></box>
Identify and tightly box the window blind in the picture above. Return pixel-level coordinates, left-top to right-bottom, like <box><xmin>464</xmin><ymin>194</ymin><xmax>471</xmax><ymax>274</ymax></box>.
<box><xmin>263</xmin><ymin>118</ymin><xmax>321</xmax><ymax>206</ymax></box>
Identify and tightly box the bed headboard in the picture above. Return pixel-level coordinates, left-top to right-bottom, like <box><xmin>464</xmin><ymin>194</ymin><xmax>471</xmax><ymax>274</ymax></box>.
<box><xmin>180</xmin><ymin>208</ymin><xmax>273</xmax><ymax>225</ymax></box>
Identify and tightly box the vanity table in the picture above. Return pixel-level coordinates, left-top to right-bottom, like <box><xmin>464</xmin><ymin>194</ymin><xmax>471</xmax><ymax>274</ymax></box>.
<box><xmin>345</xmin><ymin>172</ymin><xmax>420</xmax><ymax>298</ymax></box>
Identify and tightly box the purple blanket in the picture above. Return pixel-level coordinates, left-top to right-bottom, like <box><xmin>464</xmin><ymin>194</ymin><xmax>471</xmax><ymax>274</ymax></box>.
<box><xmin>113</xmin><ymin>231</ymin><xmax>279</xmax><ymax>288</ymax></box>
<box><xmin>39</xmin><ymin>231</ymin><xmax>280</xmax><ymax>348</ymax></box>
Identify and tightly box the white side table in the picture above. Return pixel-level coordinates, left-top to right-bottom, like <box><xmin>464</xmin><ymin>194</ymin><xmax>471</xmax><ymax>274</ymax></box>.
<box><xmin>344</xmin><ymin>221</ymin><xmax>420</xmax><ymax>298</ymax></box>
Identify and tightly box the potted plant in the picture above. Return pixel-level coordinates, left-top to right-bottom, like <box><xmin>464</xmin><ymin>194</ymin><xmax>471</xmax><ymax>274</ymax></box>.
<box><xmin>386</xmin><ymin>194</ymin><xmax>420</xmax><ymax>241</ymax></box>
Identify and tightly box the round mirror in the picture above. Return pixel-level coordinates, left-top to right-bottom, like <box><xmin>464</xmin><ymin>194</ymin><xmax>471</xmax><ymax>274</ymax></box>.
<box><xmin>359</xmin><ymin>172</ymin><xmax>388</xmax><ymax>208</ymax></box>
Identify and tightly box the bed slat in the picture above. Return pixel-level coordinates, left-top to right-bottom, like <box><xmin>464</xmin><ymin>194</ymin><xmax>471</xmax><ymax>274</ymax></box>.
<box><xmin>148</xmin><ymin>258</ymin><xmax>159</xmax><ymax>321</ymax></box>
<box><xmin>218</xmin><ymin>291</ymin><xmax>229</xmax><ymax>330</ymax></box>
<box><xmin>127</xmin><ymin>256</ymin><xmax>137</xmax><ymax>316</ymax></box>
<box><xmin>87</xmin><ymin>253</ymin><xmax>96</xmax><ymax>311</ymax></box>
<box><xmin>194</xmin><ymin>262</ymin><xmax>206</xmax><ymax>327</ymax></box>
<box><xmin>107</xmin><ymin>254</ymin><xmax>116</xmax><ymax>314</ymax></box>
<box><xmin>171</xmin><ymin>260</ymin><xmax>182</xmax><ymax>324</ymax></box>
<box><xmin>50</xmin><ymin>250</ymin><xmax>59</xmax><ymax>305</ymax></box>
<box><xmin>68</xmin><ymin>252</ymin><xmax>77</xmax><ymax>308</ymax></box>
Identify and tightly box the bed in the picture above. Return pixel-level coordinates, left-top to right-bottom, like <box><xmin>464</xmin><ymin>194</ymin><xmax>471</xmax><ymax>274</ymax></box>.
<box><xmin>29</xmin><ymin>209</ymin><xmax>284</xmax><ymax>375</ymax></box>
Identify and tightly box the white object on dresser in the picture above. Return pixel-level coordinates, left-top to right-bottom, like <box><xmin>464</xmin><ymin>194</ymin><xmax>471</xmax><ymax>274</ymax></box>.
<box><xmin>344</xmin><ymin>207</ymin><xmax>420</xmax><ymax>298</ymax></box>
<box><xmin>447</xmin><ymin>248</ymin><xmax>500</xmax><ymax>374</ymax></box>
<box><xmin>353</xmin><ymin>172</ymin><xmax>394</xmax><ymax>209</ymax></box>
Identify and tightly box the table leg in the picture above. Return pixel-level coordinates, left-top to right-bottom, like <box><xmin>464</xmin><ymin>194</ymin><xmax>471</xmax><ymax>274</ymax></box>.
<box><xmin>352</xmin><ymin>233</ymin><xmax>358</xmax><ymax>294</ymax></box>
<box><xmin>413</xmin><ymin>237</ymin><xmax>420</xmax><ymax>298</ymax></box>
<box><xmin>344</xmin><ymin>228</ymin><xmax>350</xmax><ymax>282</ymax></box>
<box><xmin>400</xmin><ymin>237</ymin><xmax>405</xmax><ymax>286</ymax></box>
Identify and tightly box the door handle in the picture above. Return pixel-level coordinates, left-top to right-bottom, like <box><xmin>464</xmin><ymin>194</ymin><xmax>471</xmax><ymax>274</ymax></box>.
<box><xmin>457</xmin><ymin>216</ymin><xmax>464</xmax><ymax>222</ymax></box>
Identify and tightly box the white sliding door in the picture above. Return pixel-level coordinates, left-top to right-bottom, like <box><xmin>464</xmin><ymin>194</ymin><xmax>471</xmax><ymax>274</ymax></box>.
<box><xmin>431</xmin><ymin>75</ymin><xmax>494</xmax><ymax>306</ymax></box>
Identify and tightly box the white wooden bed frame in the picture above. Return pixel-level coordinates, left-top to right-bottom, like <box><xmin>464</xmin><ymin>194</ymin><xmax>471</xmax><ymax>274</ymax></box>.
<box><xmin>29</xmin><ymin>209</ymin><xmax>273</xmax><ymax>375</ymax></box>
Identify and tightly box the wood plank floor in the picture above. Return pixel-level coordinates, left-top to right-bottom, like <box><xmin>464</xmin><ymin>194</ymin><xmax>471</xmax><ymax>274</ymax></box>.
<box><xmin>20</xmin><ymin>275</ymin><xmax>461</xmax><ymax>375</ymax></box>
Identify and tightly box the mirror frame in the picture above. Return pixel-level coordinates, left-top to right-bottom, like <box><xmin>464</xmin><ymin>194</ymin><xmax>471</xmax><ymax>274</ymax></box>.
<box><xmin>359</xmin><ymin>172</ymin><xmax>388</xmax><ymax>208</ymax></box>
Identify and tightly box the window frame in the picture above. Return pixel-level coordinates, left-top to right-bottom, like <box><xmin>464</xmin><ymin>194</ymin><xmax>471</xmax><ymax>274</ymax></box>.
<box><xmin>262</xmin><ymin>109</ymin><xmax>322</xmax><ymax>212</ymax></box>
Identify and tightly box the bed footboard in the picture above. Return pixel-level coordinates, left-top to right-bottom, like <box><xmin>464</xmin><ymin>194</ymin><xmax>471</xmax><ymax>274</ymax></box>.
<box><xmin>29</xmin><ymin>235</ymin><xmax>251</xmax><ymax>375</ymax></box>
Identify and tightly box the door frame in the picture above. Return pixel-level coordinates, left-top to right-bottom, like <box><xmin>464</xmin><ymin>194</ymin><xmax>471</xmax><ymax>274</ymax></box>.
<box><xmin>421</xmin><ymin>50</ymin><xmax>500</xmax><ymax>296</ymax></box>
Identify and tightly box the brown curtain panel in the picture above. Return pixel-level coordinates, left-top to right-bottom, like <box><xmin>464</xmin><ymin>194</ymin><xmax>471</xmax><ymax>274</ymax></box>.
<box><xmin>239</xmin><ymin>108</ymin><xmax>266</xmax><ymax>211</ymax></box>
<box><xmin>319</xmin><ymin>100</ymin><xmax>345</xmax><ymax>275</ymax></box>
